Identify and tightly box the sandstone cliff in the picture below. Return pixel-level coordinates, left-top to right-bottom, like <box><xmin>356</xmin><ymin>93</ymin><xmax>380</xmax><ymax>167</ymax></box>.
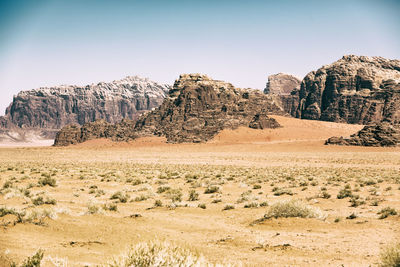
<box><xmin>0</xmin><ymin>76</ymin><xmax>170</xmax><ymax>141</ymax></box>
<box><xmin>297</xmin><ymin>55</ymin><xmax>400</xmax><ymax>124</ymax></box>
<box><xmin>55</xmin><ymin>74</ymin><xmax>284</xmax><ymax>145</ymax></box>
<box><xmin>325</xmin><ymin>123</ymin><xmax>400</xmax><ymax>147</ymax></box>
<box><xmin>264</xmin><ymin>73</ymin><xmax>300</xmax><ymax>117</ymax></box>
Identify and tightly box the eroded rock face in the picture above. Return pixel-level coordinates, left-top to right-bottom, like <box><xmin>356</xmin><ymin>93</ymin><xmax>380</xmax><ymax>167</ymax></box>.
<box><xmin>264</xmin><ymin>73</ymin><xmax>301</xmax><ymax>95</ymax></box>
<box><xmin>325</xmin><ymin>123</ymin><xmax>400</xmax><ymax>147</ymax></box>
<box><xmin>134</xmin><ymin>74</ymin><xmax>284</xmax><ymax>143</ymax></box>
<box><xmin>0</xmin><ymin>76</ymin><xmax>170</xmax><ymax>141</ymax></box>
<box><xmin>264</xmin><ymin>73</ymin><xmax>300</xmax><ymax>117</ymax></box>
<box><xmin>297</xmin><ymin>55</ymin><xmax>400</xmax><ymax>124</ymax></box>
<box><xmin>55</xmin><ymin>74</ymin><xmax>285</xmax><ymax>145</ymax></box>
<box><xmin>53</xmin><ymin>119</ymin><xmax>137</xmax><ymax>146</ymax></box>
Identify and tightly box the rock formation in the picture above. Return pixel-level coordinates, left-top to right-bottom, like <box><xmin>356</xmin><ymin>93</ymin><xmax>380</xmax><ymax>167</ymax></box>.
<box><xmin>134</xmin><ymin>74</ymin><xmax>283</xmax><ymax>143</ymax></box>
<box><xmin>264</xmin><ymin>73</ymin><xmax>301</xmax><ymax>95</ymax></box>
<box><xmin>325</xmin><ymin>122</ymin><xmax>400</xmax><ymax>147</ymax></box>
<box><xmin>54</xmin><ymin>119</ymin><xmax>137</xmax><ymax>146</ymax></box>
<box><xmin>55</xmin><ymin>74</ymin><xmax>284</xmax><ymax>145</ymax></box>
<box><xmin>0</xmin><ymin>76</ymin><xmax>170</xmax><ymax>141</ymax></box>
<box><xmin>264</xmin><ymin>73</ymin><xmax>301</xmax><ymax>117</ymax></box>
<box><xmin>297</xmin><ymin>55</ymin><xmax>400</xmax><ymax>124</ymax></box>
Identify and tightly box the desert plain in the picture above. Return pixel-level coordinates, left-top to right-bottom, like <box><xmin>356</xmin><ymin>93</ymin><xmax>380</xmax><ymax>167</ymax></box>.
<box><xmin>0</xmin><ymin>116</ymin><xmax>399</xmax><ymax>266</ymax></box>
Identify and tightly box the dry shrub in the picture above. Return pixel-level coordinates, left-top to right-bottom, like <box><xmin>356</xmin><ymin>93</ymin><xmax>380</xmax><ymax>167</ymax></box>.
<box><xmin>107</xmin><ymin>241</ymin><xmax>234</xmax><ymax>267</ymax></box>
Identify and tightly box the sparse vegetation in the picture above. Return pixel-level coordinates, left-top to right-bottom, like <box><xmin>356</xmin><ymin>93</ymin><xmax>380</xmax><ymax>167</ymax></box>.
<box><xmin>379</xmin><ymin>243</ymin><xmax>400</xmax><ymax>267</ymax></box>
<box><xmin>260</xmin><ymin>200</ymin><xmax>325</xmax><ymax>220</ymax></box>
<box><xmin>378</xmin><ymin>207</ymin><xmax>397</xmax><ymax>219</ymax></box>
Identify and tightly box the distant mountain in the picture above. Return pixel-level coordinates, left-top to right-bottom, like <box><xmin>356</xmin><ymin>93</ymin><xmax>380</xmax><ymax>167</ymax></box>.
<box><xmin>0</xmin><ymin>76</ymin><xmax>170</xmax><ymax>142</ymax></box>
<box><xmin>54</xmin><ymin>74</ymin><xmax>285</xmax><ymax>146</ymax></box>
<box><xmin>297</xmin><ymin>55</ymin><xmax>400</xmax><ymax>124</ymax></box>
<box><xmin>263</xmin><ymin>73</ymin><xmax>300</xmax><ymax>117</ymax></box>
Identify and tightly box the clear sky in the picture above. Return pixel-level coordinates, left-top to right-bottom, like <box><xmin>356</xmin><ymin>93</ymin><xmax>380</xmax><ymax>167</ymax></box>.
<box><xmin>0</xmin><ymin>0</ymin><xmax>399</xmax><ymax>115</ymax></box>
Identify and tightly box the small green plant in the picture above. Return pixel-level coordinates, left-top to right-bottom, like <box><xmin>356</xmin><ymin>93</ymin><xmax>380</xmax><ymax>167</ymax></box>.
<box><xmin>198</xmin><ymin>203</ymin><xmax>206</xmax><ymax>209</ymax></box>
<box><xmin>253</xmin><ymin>184</ymin><xmax>261</xmax><ymax>189</ymax></box>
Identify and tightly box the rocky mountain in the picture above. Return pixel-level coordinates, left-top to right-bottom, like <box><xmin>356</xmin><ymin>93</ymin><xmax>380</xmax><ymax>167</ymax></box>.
<box><xmin>264</xmin><ymin>73</ymin><xmax>301</xmax><ymax>95</ymax></box>
<box><xmin>297</xmin><ymin>55</ymin><xmax>400</xmax><ymax>124</ymax></box>
<box><xmin>325</xmin><ymin>122</ymin><xmax>400</xmax><ymax>147</ymax></box>
<box><xmin>263</xmin><ymin>73</ymin><xmax>300</xmax><ymax>117</ymax></box>
<box><xmin>55</xmin><ymin>74</ymin><xmax>284</xmax><ymax>145</ymax></box>
<box><xmin>0</xmin><ymin>76</ymin><xmax>170</xmax><ymax>141</ymax></box>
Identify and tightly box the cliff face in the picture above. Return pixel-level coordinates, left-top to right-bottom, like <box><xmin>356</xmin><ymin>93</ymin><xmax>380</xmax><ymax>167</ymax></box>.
<box><xmin>325</xmin><ymin>123</ymin><xmax>400</xmax><ymax>147</ymax></box>
<box><xmin>0</xmin><ymin>76</ymin><xmax>170</xmax><ymax>141</ymax></box>
<box><xmin>297</xmin><ymin>55</ymin><xmax>400</xmax><ymax>124</ymax></box>
<box><xmin>263</xmin><ymin>73</ymin><xmax>301</xmax><ymax>117</ymax></box>
<box><xmin>55</xmin><ymin>74</ymin><xmax>285</xmax><ymax>145</ymax></box>
<box><xmin>53</xmin><ymin>119</ymin><xmax>137</xmax><ymax>146</ymax></box>
<box><xmin>134</xmin><ymin>74</ymin><xmax>283</xmax><ymax>143</ymax></box>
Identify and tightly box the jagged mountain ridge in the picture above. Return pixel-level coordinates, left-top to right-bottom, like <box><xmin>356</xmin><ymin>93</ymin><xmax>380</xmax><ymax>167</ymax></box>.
<box><xmin>0</xmin><ymin>75</ymin><xmax>170</xmax><ymax>141</ymax></box>
<box><xmin>54</xmin><ymin>74</ymin><xmax>284</xmax><ymax>146</ymax></box>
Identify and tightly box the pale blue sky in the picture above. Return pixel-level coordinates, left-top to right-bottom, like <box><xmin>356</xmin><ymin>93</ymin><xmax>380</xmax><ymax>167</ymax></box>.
<box><xmin>0</xmin><ymin>0</ymin><xmax>399</xmax><ymax>115</ymax></box>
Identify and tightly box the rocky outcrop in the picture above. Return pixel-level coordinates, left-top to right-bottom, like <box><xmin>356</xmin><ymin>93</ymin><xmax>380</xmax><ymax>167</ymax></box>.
<box><xmin>54</xmin><ymin>74</ymin><xmax>285</xmax><ymax>145</ymax></box>
<box><xmin>0</xmin><ymin>76</ymin><xmax>170</xmax><ymax>141</ymax></box>
<box><xmin>264</xmin><ymin>73</ymin><xmax>300</xmax><ymax>117</ymax></box>
<box><xmin>54</xmin><ymin>119</ymin><xmax>137</xmax><ymax>146</ymax></box>
<box><xmin>264</xmin><ymin>73</ymin><xmax>301</xmax><ymax>95</ymax></box>
<box><xmin>297</xmin><ymin>55</ymin><xmax>400</xmax><ymax>124</ymax></box>
<box><xmin>248</xmin><ymin>113</ymin><xmax>281</xmax><ymax>129</ymax></box>
<box><xmin>325</xmin><ymin>123</ymin><xmax>400</xmax><ymax>147</ymax></box>
<box><xmin>134</xmin><ymin>74</ymin><xmax>284</xmax><ymax>143</ymax></box>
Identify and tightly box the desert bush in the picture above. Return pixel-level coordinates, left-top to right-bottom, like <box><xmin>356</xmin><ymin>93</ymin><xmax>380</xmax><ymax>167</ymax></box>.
<box><xmin>110</xmin><ymin>191</ymin><xmax>129</xmax><ymax>203</ymax></box>
<box><xmin>272</xmin><ymin>187</ymin><xmax>293</xmax><ymax>196</ymax></box>
<box><xmin>31</xmin><ymin>196</ymin><xmax>57</xmax><ymax>206</ymax></box>
<box><xmin>38</xmin><ymin>176</ymin><xmax>57</xmax><ymax>187</ymax></box>
<box><xmin>222</xmin><ymin>204</ymin><xmax>235</xmax><ymax>211</ymax></box>
<box><xmin>262</xmin><ymin>200</ymin><xmax>325</xmax><ymax>220</ymax></box>
<box><xmin>166</xmin><ymin>189</ymin><xmax>182</xmax><ymax>202</ymax></box>
<box><xmin>107</xmin><ymin>241</ymin><xmax>223</xmax><ymax>267</ymax></box>
<box><xmin>87</xmin><ymin>204</ymin><xmax>101</xmax><ymax>214</ymax></box>
<box><xmin>378</xmin><ymin>207</ymin><xmax>397</xmax><ymax>219</ymax></box>
<box><xmin>11</xmin><ymin>249</ymin><xmax>44</xmax><ymax>267</ymax></box>
<box><xmin>204</xmin><ymin>186</ymin><xmax>219</xmax><ymax>194</ymax></box>
<box><xmin>244</xmin><ymin>202</ymin><xmax>258</xmax><ymax>208</ymax></box>
<box><xmin>103</xmin><ymin>203</ymin><xmax>118</xmax><ymax>212</ymax></box>
<box><xmin>156</xmin><ymin>186</ymin><xmax>171</xmax><ymax>194</ymax></box>
<box><xmin>253</xmin><ymin>184</ymin><xmax>261</xmax><ymax>189</ymax></box>
<box><xmin>379</xmin><ymin>243</ymin><xmax>400</xmax><ymax>267</ymax></box>
<box><xmin>198</xmin><ymin>203</ymin><xmax>206</xmax><ymax>209</ymax></box>
<box><xmin>188</xmin><ymin>190</ymin><xmax>199</xmax><ymax>201</ymax></box>
<box><xmin>154</xmin><ymin>200</ymin><xmax>163</xmax><ymax>207</ymax></box>
<box><xmin>337</xmin><ymin>185</ymin><xmax>353</xmax><ymax>199</ymax></box>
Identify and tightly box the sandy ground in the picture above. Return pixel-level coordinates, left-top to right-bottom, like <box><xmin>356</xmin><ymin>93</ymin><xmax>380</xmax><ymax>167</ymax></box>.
<box><xmin>0</xmin><ymin>116</ymin><xmax>399</xmax><ymax>266</ymax></box>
